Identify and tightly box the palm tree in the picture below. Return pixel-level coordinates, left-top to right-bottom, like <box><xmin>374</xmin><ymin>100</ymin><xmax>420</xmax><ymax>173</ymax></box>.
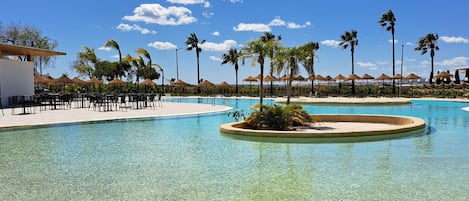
<box><xmin>415</xmin><ymin>33</ymin><xmax>439</xmax><ymax>84</ymax></box>
<box><xmin>339</xmin><ymin>30</ymin><xmax>359</xmax><ymax>97</ymax></box>
<box><xmin>136</xmin><ymin>48</ymin><xmax>152</xmax><ymax>83</ymax></box>
<box><xmin>104</xmin><ymin>39</ymin><xmax>123</xmax><ymax>78</ymax></box>
<box><xmin>379</xmin><ymin>9</ymin><xmax>397</xmax><ymax>95</ymax></box>
<box><xmin>273</xmin><ymin>46</ymin><xmax>301</xmax><ymax>105</ymax></box>
<box><xmin>74</xmin><ymin>46</ymin><xmax>98</xmax><ymax>78</ymax></box>
<box><xmin>299</xmin><ymin>42</ymin><xmax>319</xmax><ymax>95</ymax></box>
<box><xmin>185</xmin><ymin>32</ymin><xmax>206</xmax><ymax>93</ymax></box>
<box><xmin>241</xmin><ymin>37</ymin><xmax>275</xmax><ymax>112</ymax></box>
<box><xmin>221</xmin><ymin>48</ymin><xmax>240</xmax><ymax>94</ymax></box>
<box><xmin>261</xmin><ymin>32</ymin><xmax>281</xmax><ymax>96</ymax></box>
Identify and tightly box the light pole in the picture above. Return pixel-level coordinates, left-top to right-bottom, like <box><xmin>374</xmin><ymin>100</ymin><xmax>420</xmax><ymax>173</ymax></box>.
<box><xmin>400</xmin><ymin>44</ymin><xmax>404</xmax><ymax>97</ymax></box>
<box><xmin>175</xmin><ymin>48</ymin><xmax>182</xmax><ymax>80</ymax></box>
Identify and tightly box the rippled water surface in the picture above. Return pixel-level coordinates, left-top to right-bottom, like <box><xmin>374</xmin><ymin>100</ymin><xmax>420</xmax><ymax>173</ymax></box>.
<box><xmin>1</xmin><ymin>98</ymin><xmax>468</xmax><ymax>200</ymax></box>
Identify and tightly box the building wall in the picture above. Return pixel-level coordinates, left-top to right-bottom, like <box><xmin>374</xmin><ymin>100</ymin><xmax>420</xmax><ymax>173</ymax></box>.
<box><xmin>0</xmin><ymin>59</ymin><xmax>34</xmax><ymax>107</ymax></box>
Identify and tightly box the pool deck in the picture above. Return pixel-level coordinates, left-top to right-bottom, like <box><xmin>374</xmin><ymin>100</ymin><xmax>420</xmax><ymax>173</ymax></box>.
<box><xmin>0</xmin><ymin>102</ymin><xmax>232</xmax><ymax>129</ymax></box>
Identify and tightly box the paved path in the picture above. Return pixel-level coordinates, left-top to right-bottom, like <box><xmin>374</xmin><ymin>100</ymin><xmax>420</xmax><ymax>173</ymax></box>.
<box><xmin>0</xmin><ymin>102</ymin><xmax>232</xmax><ymax>129</ymax></box>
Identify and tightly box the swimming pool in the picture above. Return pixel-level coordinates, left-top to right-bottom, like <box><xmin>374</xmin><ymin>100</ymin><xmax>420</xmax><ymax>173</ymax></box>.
<box><xmin>1</xmin><ymin>98</ymin><xmax>468</xmax><ymax>200</ymax></box>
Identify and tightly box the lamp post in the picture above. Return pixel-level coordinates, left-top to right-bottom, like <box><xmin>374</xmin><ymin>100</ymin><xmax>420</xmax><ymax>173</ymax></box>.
<box><xmin>175</xmin><ymin>48</ymin><xmax>182</xmax><ymax>80</ymax></box>
<box><xmin>400</xmin><ymin>44</ymin><xmax>404</xmax><ymax>97</ymax></box>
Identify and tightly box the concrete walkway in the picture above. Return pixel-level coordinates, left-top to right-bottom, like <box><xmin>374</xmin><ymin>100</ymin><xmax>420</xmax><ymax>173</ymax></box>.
<box><xmin>0</xmin><ymin>102</ymin><xmax>232</xmax><ymax>129</ymax></box>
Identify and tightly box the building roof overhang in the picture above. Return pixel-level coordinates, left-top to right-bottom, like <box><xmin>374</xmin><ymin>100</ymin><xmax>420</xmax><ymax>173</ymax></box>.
<box><xmin>0</xmin><ymin>43</ymin><xmax>66</xmax><ymax>57</ymax></box>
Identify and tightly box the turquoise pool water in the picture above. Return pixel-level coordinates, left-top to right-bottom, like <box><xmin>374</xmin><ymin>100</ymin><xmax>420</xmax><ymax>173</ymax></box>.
<box><xmin>1</xmin><ymin>98</ymin><xmax>469</xmax><ymax>200</ymax></box>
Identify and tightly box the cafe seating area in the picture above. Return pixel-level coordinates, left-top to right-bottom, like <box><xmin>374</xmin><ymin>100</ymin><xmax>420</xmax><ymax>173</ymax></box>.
<box><xmin>5</xmin><ymin>92</ymin><xmax>163</xmax><ymax>115</ymax></box>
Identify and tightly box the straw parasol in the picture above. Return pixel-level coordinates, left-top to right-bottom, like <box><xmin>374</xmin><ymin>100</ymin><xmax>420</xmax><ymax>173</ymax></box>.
<box><xmin>139</xmin><ymin>78</ymin><xmax>156</xmax><ymax>86</ymax></box>
<box><xmin>243</xmin><ymin>75</ymin><xmax>258</xmax><ymax>82</ymax></box>
<box><xmin>405</xmin><ymin>73</ymin><xmax>421</xmax><ymax>80</ymax></box>
<box><xmin>390</xmin><ymin>73</ymin><xmax>404</xmax><ymax>80</ymax></box>
<box><xmin>87</xmin><ymin>77</ymin><xmax>103</xmax><ymax>84</ymax></box>
<box><xmin>198</xmin><ymin>79</ymin><xmax>215</xmax><ymax>87</ymax></box>
<box><xmin>433</xmin><ymin>71</ymin><xmax>453</xmax><ymax>79</ymax></box>
<box><xmin>108</xmin><ymin>77</ymin><xmax>126</xmax><ymax>86</ymax></box>
<box><xmin>218</xmin><ymin>81</ymin><xmax>231</xmax><ymax>88</ymax></box>
<box><xmin>375</xmin><ymin>73</ymin><xmax>391</xmax><ymax>81</ymax></box>
<box><xmin>334</xmin><ymin>74</ymin><xmax>346</xmax><ymax>81</ymax></box>
<box><xmin>361</xmin><ymin>73</ymin><xmax>375</xmax><ymax>80</ymax></box>
<box><xmin>34</xmin><ymin>75</ymin><xmax>51</xmax><ymax>85</ymax></box>
<box><xmin>263</xmin><ymin>75</ymin><xmax>278</xmax><ymax>82</ymax></box>
<box><xmin>72</xmin><ymin>76</ymin><xmax>87</xmax><ymax>85</ymax></box>
<box><xmin>52</xmin><ymin>74</ymin><xmax>74</xmax><ymax>85</ymax></box>
<box><xmin>172</xmin><ymin>79</ymin><xmax>191</xmax><ymax>87</ymax></box>
<box><xmin>345</xmin><ymin>73</ymin><xmax>361</xmax><ymax>81</ymax></box>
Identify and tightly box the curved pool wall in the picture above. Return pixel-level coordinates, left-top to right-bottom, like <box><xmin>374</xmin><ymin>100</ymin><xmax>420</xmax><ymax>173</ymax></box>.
<box><xmin>1</xmin><ymin>98</ymin><xmax>469</xmax><ymax>200</ymax></box>
<box><xmin>220</xmin><ymin>114</ymin><xmax>425</xmax><ymax>143</ymax></box>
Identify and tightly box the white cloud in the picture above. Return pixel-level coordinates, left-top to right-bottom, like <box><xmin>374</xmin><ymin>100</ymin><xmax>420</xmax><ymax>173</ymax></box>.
<box><xmin>440</xmin><ymin>36</ymin><xmax>469</xmax><ymax>44</ymax></box>
<box><xmin>436</xmin><ymin>56</ymin><xmax>468</xmax><ymax>66</ymax></box>
<box><xmin>233</xmin><ymin>23</ymin><xmax>271</xmax><ymax>32</ymax></box>
<box><xmin>405</xmin><ymin>42</ymin><xmax>413</xmax><ymax>46</ymax></box>
<box><xmin>117</xmin><ymin>23</ymin><xmax>157</xmax><ymax>34</ymax></box>
<box><xmin>209</xmin><ymin>56</ymin><xmax>222</xmax><ymax>62</ymax></box>
<box><xmin>111</xmin><ymin>54</ymin><xmax>120</xmax><ymax>59</ymax></box>
<box><xmin>212</xmin><ymin>31</ymin><xmax>220</xmax><ymax>36</ymax></box>
<box><xmin>148</xmin><ymin>41</ymin><xmax>178</xmax><ymax>50</ymax></box>
<box><xmin>123</xmin><ymin>4</ymin><xmax>196</xmax><ymax>25</ymax></box>
<box><xmin>200</xmin><ymin>40</ymin><xmax>237</xmax><ymax>52</ymax></box>
<box><xmin>229</xmin><ymin>0</ymin><xmax>243</xmax><ymax>3</ymax></box>
<box><xmin>321</xmin><ymin>40</ymin><xmax>340</xmax><ymax>47</ymax></box>
<box><xmin>357</xmin><ymin>62</ymin><xmax>377</xmax><ymax>68</ymax></box>
<box><xmin>234</xmin><ymin>17</ymin><xmax>310</xmax><ymax>32</ymax></box>
<box><xmin>388</xmin><ymin>39</ymin><xmax>399</xmax><ymax>44</ymax></box>
<box><xmin>98</xmin><ymin>46</ymin><xmax>112</xmax><ymax>51</ymax></box>
<box><xmin>202</xmin><ymin>11</ymin><xmax>214</xmax><ymax>18</ymax></box>
<box><xmin>167</xmin><ymin>0</ymin><xmax>211</xmax><ymax>7</ymax></box>
<box><xmin>287</xmin><ymin>21</ymin><xmax>311</xmax><ymax>29</ymax></box>
<box><xmin>268</xmin><ymin>17</ymin><xmax>286</xmax><ymax>27</ymax></box>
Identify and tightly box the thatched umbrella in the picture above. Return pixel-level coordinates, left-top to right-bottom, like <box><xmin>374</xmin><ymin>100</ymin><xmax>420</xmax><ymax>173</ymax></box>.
<box><xmin>86</xmin><ymin>77</ymin><xmax>103</xmax><ymax>92</ymax></box>
<box><xmin>334</xmin><ymin>74</ymin><xmax>346</xmax><ymax>81</ymax></box>
<box><xmin>172</xmin><ymin>79</ymin><xmax>191</xmax><ymax>87</ymax></box>
<box><xmin>374</xmin><ymin>73</ymin><xmax>392</xmax><ymax>95</ymax></box>
<box><xmin>405</xmin><ymin>73</ymin><xmax>422</xmax><ymax>97</ymax></box>
<box><xmin>217</xmin><ymin>81</ymin><xmax>231</xmax><ymax>94</ymax></box>
<box><xmin>139</xmin><ymin>78</ymin><xmax>156</xmax><ymax>93</ymax></box>
<box><xmin>361</xmin><ymin>73</ymin><xmax>375</xmax><ymax>95</ymax></box>
<box><xmin>198</xmin><ymin>79</ymin><xmax>215</xmax><ymax>87</ymax></box>
<box><xmin>72</xmin><ymin>77</ymin><xmax>87</xmax><ymax>85</ymax></box>
<box><xmin>243</xmin><ymin>76</ymin><xmax>258</xmax><ymax>94</ymax></box>
<box><xmin>51</xmin><ymin>74</ymin><xmax>74</xmax><ymax>92</ymax></box>
<box><xmin>34</xmin><ymin>75</ymin><xmax>51</xmax><ymax>85</ymax></box>
<box><xmin>108</xmin><ymin>77</ymin><xmax>126</xmax><ymax>93</ymax></box>
<box><xmin>433</xmin><ymin>71</ymin><xmax>453</xmax><ymax>81</ymax></box>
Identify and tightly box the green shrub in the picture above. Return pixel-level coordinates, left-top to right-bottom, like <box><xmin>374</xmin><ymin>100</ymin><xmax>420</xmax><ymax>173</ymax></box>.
<box><xmin>244</xmin><ymin>104</ymin><xmax>313</xmax><ymax>131</ymax></box>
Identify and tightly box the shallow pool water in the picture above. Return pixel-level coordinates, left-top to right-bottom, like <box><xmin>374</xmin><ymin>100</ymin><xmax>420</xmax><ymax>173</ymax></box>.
<box><xmin>1</xmin><ymin>98</ymin><xmax>468</xmax><ymax>200</ymax></box>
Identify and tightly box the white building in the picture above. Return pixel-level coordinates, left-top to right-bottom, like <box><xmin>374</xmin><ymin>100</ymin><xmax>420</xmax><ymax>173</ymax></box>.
<box><xmin>0</xmin><ymin>43</ymin><xmax>66</xmax><ymax>106</ymax></box>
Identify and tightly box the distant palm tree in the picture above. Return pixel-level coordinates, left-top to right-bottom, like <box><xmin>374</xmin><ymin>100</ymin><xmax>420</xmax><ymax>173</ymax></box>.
<box><xmin>261</xmin><ymin>32</ymin><xmax>281</xmax><ymax>96</ymax></box>
<box><xmin>185</xmin><ymin>32</ymin><xmax>206</xmax><ymax>93</ymax></box>
<box><xmin>299</xmin><ymin>42</ymin><xmax>319</xmax><ymax>95</ymax></box>
<box><xmin>273</xmin><ymin>46</ymin><xmax>301</xmax><ymax>105</ymax></box>
<box><xmin>221</xmin><ymin>48</ymin><xmax>240</xmax><ymax>94</ymax></box>
<box><xmin>136</xmin><ymin>48</ymin><xmax>152</xmax><ymax>83</ymax></box>
<box><xmin>339</xmin><ymin>30</ymin><xmax>359</xmax><ymax>97</ymax></box>
<box><xmin>104</xmin><ymin>39</ymin><xmax>123</xmax><ymax>78</ymax></box>
<box><xmin>379</xmin><ymin>9</ymin><xmax>397</xmax><ymax>95</ymax></box>
<box><xmin>74</xmin><ymin>46</ymin><xmax>98</xmax><ymax>78</ymax></box>
<box><xmin>415</xmin><ymin>33</ymin><xmax>439</xmax><ymax>84</ymax></box>
<box><xmin>241</xmin><ymin>37</ymin><xmax>275</xmax><ymax>112</ymax></box>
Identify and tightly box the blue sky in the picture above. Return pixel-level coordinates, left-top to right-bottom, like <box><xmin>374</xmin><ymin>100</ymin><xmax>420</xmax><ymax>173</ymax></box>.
<box><xmin>2</xmin><ymin>0</ymin><xmax>469</xmax><ymax>84</ymax></box>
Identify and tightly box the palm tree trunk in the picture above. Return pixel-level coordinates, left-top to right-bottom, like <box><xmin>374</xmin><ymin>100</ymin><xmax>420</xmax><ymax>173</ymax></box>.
<box><xmin>351</xmin><ymin>48</ymin><xmax>356</xmax><ymax>97</ymax></box>
<box><xmin>392</xmin><ymin>32</ymin><xmax>396</xmax><ymax>96</ymax></box>
<box><xmin>259</xmin><ymin>59</ymin><xmax>264</xmax><ymax>113</ymax></box>
<box><xmin>196</xmin><ymin>50</ymin><xmax>201</xmax><ymax>93</ymax></box>
<box><xmin>430</xmin><ymin>50</ymin><xmax>435</xmax><ymax>84</ymax></box>
<box><xmin>235</xmin><ymin>63</ymin><xmax>239</xmax><ymax>95</ymax></box>
<box><xmin>287</xmin><ymin>66</ymin><xmax>294</xmax><ymax>105</ymax></box>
